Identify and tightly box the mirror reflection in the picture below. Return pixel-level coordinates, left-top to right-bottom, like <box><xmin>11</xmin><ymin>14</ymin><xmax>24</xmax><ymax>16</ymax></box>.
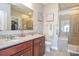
<box><xmin>0</xmin><ymin>3</ymin><xmax>33</xmax><ymax>31</ymax></box>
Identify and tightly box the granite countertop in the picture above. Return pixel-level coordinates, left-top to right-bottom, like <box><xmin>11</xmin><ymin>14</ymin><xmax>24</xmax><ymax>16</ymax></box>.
<box><xmin>0</xmin><ymin>34</ymin><xmax>44</xmax><ymax>50</ymax></box>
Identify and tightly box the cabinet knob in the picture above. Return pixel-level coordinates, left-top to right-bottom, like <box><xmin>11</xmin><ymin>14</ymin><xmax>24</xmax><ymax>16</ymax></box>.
<box><xmin>21</xmin><ymin>55</ymin><xmax>23</xmax><ymax>56</ymax></box>
<box><xmin>40</xmin><ymin>44</ymin><xmax>42</xmax><ymax>46</ymax></box>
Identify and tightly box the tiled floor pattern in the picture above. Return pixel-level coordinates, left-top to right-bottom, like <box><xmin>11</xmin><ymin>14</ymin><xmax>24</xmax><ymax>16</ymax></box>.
<box><xmin>44</xmin><ymin>39</ymin><xmax>70</xmax><ymax>56</ymax></box>
<box><xmin>44</xmin><ymin>50</ymin><xmax>70</xmax><ymax>56</ymax></box>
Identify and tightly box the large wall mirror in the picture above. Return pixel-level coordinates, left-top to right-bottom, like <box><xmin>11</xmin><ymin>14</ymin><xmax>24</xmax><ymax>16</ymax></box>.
<box><xmin>0</xmin><ymin>3</ymin><xmax>33</xmax><ymax>31</ymax></box>
<box><xmin>11</xmin><ymin>4</ymin><xmax>33</xmax><ymax>30</ymax></box>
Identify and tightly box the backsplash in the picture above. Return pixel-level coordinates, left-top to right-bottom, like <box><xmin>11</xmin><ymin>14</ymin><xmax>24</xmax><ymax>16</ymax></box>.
<box><xmin>0</xmin><ymin>30</ymin><xmax>36</xmax><ymax>36</ymax></box>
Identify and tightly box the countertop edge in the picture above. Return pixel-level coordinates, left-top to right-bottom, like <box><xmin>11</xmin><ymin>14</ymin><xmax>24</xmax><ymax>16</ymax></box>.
<box><xmin>0</xmin><ymin>35</ymin><xmax>44</xmax><ymax>50</ymax></box>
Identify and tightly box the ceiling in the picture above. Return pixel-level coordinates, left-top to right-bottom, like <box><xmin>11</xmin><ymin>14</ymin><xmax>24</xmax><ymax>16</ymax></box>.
<box><xmin>59</xmin><ymin>3</ymin><xmax>79</xmax><ymax>11</ymax></box>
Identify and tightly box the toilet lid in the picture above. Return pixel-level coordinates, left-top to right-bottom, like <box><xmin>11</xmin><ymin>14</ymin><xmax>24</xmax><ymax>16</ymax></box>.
<box><xmin>45</xmin><ymin>41</ymin><xmax>51</xmax><ymax>45</ymax></box>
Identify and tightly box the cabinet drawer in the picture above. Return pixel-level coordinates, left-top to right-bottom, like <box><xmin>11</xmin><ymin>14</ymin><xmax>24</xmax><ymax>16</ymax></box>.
<box><xmin>0</xmin><ymin>40</ymin><xmax>32</xmax><ymax>56</ymax></box>
<box><xmin>34</xmin><ymin>37</ymin><xmax>42</xmax><ymax>43</ymax></box>
<box><xmin>34</xmin><ymin>36</ymin><xmax>44</xmax><ymax>44</ymax></box>
<box><xmin>14</xmin><ymin>47</ymin><xmax>32</xmax><ymax>56</ymax></box>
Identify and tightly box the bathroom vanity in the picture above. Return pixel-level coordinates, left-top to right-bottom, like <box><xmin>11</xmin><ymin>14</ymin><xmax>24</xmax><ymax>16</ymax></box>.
<box><xmin>0</xmin><ymin>35</ymin><xmax>45</xmax><ymax>56</ymax></box>
<box><xmin>0</xmin><ymin>4</ymin><xmax>45</xmax><ymax>56</ymax></box>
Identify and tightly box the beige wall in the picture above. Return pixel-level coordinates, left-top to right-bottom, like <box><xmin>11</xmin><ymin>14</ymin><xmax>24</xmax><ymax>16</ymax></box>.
<box><xmin>11</xmin><ymin>9</ymin><xmax>23</xmax><ymax>17</ymax></box>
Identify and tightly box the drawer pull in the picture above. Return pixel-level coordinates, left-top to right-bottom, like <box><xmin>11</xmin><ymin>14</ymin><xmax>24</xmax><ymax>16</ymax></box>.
<box><xmin>40</xmin><ymin>44</ymin><xmax>42</xmax><ymax>46</ymax></box>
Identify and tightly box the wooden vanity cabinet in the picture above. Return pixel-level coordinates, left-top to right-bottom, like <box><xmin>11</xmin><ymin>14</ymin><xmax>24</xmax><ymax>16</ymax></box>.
<box><xmin>0</xmin><ymin>36</ymin><xmax>45</xmax><ymax>56</ymax></box>
<box><xmin>34</xmin><ymin>36</ymin><xmax>45</xmax><ymax>56</ymax></box>
<box><xmin>0</xmin><ymin>40</ymin><xmax>33</xmax><ymax>56</ymax></box>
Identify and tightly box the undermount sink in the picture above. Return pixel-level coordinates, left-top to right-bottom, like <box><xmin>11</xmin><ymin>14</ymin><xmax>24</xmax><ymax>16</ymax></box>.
<box><xmin>15</xmin><ymin>35</ymin><xmax>32</xmax><ymax>38</ymax></box>
<box><xmin>0</xmin><ymin>39</ymin><xmax>7</xmax><ymax>42</ymax></box>
<box><xmin>0</xmin><ymin>34</ymin><xmax>42</xmax><ymax>43</ymax></box>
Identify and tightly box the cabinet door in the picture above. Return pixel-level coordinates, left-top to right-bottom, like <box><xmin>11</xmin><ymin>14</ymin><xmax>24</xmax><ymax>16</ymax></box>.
<box><xmin>21</xmin><ymin>47</ymin><xmax>33</xmax><ymax>56</ymax></box>
<box><xmin>34</xmin><ymin>37</ymin><xmax>45</xmax><ymax>56</ymax></box>
<box><xmin>34</xmin><ymin>42</ymin><xmax>41</xmax><ymax>56</ymax></box>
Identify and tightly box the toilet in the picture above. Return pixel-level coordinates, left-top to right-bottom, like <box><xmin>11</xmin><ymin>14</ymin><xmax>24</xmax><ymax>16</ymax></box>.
<box><xmin>45</xmin><ymin>41</ymin><xmax>51</xmax><ymax>52</ymax></box>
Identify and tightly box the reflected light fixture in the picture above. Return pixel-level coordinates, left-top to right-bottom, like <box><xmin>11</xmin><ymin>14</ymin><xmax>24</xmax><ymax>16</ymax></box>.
<box><xmin>22</xmin><ymin>3</ymin><xmax>32</xmax><ymax>9</ymax></box>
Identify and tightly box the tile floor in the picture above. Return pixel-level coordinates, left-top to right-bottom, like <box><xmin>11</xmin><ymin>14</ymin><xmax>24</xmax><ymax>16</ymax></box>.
<box><xmin>44</xmin><ymin>50</ymin><xmax>70</xmax><ymax>56</ymax></box>
<box><xmin>44</xmin><ymin>39</ymin><xmax>70</xmax><ymax>56</ymax></box>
